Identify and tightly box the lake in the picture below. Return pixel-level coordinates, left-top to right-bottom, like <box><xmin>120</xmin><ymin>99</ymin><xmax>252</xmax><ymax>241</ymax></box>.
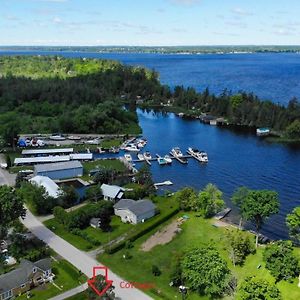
<box><xmin>1</xmin><ymin>50</ymin><xmax>300</xmax><ymax>104</ymax></box>
<box><xmin>1</xmin><ymin>50</ymin><xmax>300</xmax><ymax>239</ymax></box>
<box><xmin>136</xmin><ymin>109</ymin><xmax>300</xmax><ymax>240</ymax></box>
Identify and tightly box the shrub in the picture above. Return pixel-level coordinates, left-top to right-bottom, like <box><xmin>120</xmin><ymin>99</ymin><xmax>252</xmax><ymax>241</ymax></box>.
<box><xmin>152</xmin><ymin>265</ymin><xmax>161</xmax><ymax>276</ymax></box>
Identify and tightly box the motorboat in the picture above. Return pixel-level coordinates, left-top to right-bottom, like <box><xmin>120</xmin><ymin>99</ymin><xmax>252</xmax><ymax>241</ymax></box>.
<box><xmin>124</xmin><ymin>144</ymin><xmax>140</xmax><ymax>152</ymax></box>
<box><xmin>86</xmin><ymin>138</ymin><xmax>100</xmax><ymax>145</ymax></box>
<box><xmin>164</xmin><ymin>155</ymin><xmax>172</xmax><ymax>164</ymax></box>
<box><xmin>137</xmin><ymin>153</ymin><xmax>145</xmax><ymax>161</ymax></box>
<box><xmin>187</xmin><ymin>147</ymin><xmax>208</xmax><ymax>163</ymax></box>
<box><xmin>171</xmin><ymin>147</ymin><xmax>183</xmax><ymax>157</ymax></box>
<box><xmin>143</xmin><ymin>151</ymin><xmax>152</xmax><ymax>160</ymax></box>
<box><xmin>124</xmin><ymin>154</ymin><xmax>132</xmax><ymax>162</ymax></box>
<box><xmin>157</xmin><ymin>157</ymin><xmax>168</xmax><ymax>165</ymax></box>
<box><xmin>68</xmin><ymin>136</ymin><xmax>81</xmax><ymax>141</ymax></box>
<box><xmin>49</xmin><ymin>134</ymin><xmax>66</xmax><ymax>141</ymax></box>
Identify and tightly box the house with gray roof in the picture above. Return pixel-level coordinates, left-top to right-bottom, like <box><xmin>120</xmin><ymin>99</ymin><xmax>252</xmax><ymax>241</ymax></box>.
<box><xmin>101</xmin><ymin>183</ymin><xmax>124</xmax><ymax>202</ymax></box>
<box><xmin>0</xmin><ymin>258</ymin><xmax>52</xmax><ymax>300</ymax></box>
<box><xmin>114</xmin><ymin>199</ymin><xmax>156</xmax><ymax>224</ymax></box>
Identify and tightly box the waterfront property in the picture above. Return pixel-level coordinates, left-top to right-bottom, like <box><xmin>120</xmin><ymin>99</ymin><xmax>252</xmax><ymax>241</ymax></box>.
<box><xmin>29</xmin><ymin>175</ymin><xmax>61</xmax><ymax>198</ymax></box>
<box><xmin>34</xmin><ymin>161</ymin><xmax>83</xmax><ymax>180</ymax></box>
<box><xmin>0</xmin><ymin>258</ymin><xmax>52</xmax><ymax>300</ymax></box>
<box><xmin>114</xmin><ymin>199</ymin><xmax>156</xmax><ymax>224</ymax></box>
<box><xmin>101</xmin><ymin>183</ymin><xmax>124</xmax><ymax>202</ymax></box>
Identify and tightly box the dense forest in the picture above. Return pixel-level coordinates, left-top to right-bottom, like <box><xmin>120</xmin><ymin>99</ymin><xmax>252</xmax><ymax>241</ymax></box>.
<box><xmin>0</xmin><ymin>56</ymin><xmax>299</xmax><ymax>140</ymax></box>
<box><xmin>0</xmin><ymin>56</ymin><xmax>161</xmax><ymax>137</ymax></box>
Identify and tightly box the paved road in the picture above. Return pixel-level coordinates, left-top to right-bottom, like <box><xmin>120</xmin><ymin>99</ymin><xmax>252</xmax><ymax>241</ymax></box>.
<box><xmin>49</xmin><ymin>283</ymin><xmax>88</xmax><ymax>300</ymax></box>
<box><xmin>0</xmin><ymin>154</ymin><xmax>16</xmax><ymax>186</ymax></box>
<box><xmin>21</xmin><ymin>208</ymin><xmax>152</xmax><ymax>300</ymax></box>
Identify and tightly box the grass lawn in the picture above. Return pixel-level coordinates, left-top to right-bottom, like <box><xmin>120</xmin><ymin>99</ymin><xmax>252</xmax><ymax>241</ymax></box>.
<box><xmin>83</xmin><ymin>159</ymin><xmax>127</xmax><ymax>174</ymax></box>
<box><xmin>101</xmin><ymin>138</ymin><xmax>123</xmax><ymax>148</ymax></box>
<box><xmin>44</xmin><ymin>196</ymin><xmax>179</xmax><ymax>252</ymax></box>
<box><xmin>17</xmin><ymin>259</ymin><xmax>86</xmax><ymax>300</ymax></box>
<box><xmin>98</xmin><ymin>213</ymin><xmax>300</xmax><ymax>300</ymax></box>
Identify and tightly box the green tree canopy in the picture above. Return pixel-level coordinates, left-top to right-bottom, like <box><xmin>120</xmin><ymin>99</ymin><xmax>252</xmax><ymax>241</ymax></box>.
<box><xmin>285</xmin><ymin>119</ymin><xmax>300</xmax><ymax>139</ymax></box>
<box><xmin>238</xmin><ymin>189</ymin><xmax>279</xmax><ymax>247</ymax></box>
<box><xmin>286</xmin><ymin>206</ymin><xmax>300</xmax><ymax>242</ymax></box>
<box><xmin>181</xmin><ymin>246</ymin><xmax>231</xmax><ymax>297</ymax></box>
<box><xmin>174</xmin><ymin>187</ymin><xmax>197</xmax><ymax>211</ymax></box>
<box><xmin>237</xmin><ymin>276</ymin><xmax>281</xmax><ymax>300</ymax></box>
<box><xmin>263</xmin><ymin>241</ymin><xmax>300</xmax><ymax>282</ymax></box>
<box><xmin>0</xmin><ymin>185</ymin><xmax>26</xmax><ymax>239</ymax></box>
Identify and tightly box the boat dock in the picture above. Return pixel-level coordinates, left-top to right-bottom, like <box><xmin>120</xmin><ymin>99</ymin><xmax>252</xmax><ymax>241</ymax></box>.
<box><xmin>169</xmin><ymin>152</ymin><xmax>190</xmax><ymax>164</ymax></box>
<box><xmin>154</xmin><ymin>180</ymin><xmax>173</xmax><ymax>190</ymax></box>
<box><xmin>214</xmin><ymin>208</ymin><xmax>232</xmax><ymax>220</ymax></box>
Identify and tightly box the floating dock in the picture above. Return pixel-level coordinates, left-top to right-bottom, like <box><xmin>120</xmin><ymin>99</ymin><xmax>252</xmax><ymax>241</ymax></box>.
<box><xmin>154</xmin><ymin>180</ymin><xmax>173</xmax><ymax>190</ymax></box>
<box><xmin>169</xmin><ymin>152</ymin><xmax>190</xmax><ymax>164</ymax></box>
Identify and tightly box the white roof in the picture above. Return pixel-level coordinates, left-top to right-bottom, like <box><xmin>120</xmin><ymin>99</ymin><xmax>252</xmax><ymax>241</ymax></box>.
<box><xmin>22</xmin><ymin>148</ymin><xmax>74</xmax><ymax>155</ymax></box>
<box><xmin>14</xmin><ymin>156</ymin><xmax>70</xmax><ymax>165</ymax></box>
<box><xmin>29</xmin><ymin>176</ymin><xmax>61</xmax><ymax>198</ymax></box>
<box><xmin>70</xmin><ymin>153</ymin><xmax>93</xmax><ymax>160</ymax></box>
<box><xmin>101</xmin><ymin>184</ymin><xmax>124</xmax><ymax>199</ymax></box>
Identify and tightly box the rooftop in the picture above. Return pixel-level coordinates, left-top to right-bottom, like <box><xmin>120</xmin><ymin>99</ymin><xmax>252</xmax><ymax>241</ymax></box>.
<box><xmin>22</xmin><ymin>148</ymin><xmax>74</xmax><ymax>155</ymax></box>
<box><xmin>101</xmin><ymin>183</ymin><xmax>124</xmax><ymax>199</ymax></box>
<box><xmin>35</xmin><ymin>160</ymin><xmax>83</xmax><ymax>173</ymax></box>
<box><xmin>114</xmin><ymin>199</ymin><xmax>156</xmax><ymax>216</ymax></box>
<box><xmin>29</xmin><ymin>175</ymin><xmax>61</xmax><ymax>198</ymax></box>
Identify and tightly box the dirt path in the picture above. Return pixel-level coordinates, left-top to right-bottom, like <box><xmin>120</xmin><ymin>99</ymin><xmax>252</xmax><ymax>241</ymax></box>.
<box><xmin>141</xmin><ymin>218</ymin><xmax>183</xmax><ymax>252</ymax></box>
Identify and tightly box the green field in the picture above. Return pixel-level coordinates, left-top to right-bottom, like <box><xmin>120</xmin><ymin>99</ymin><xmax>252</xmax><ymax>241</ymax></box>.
<box><xmin>83</xmin><ymin>159</ymin><xmax>127</xmax><ymax>174</ymax></box>
<box><xmin>98</xmin><ymin>214</ymin><xmax>300</xmax><ymax>300</ymax></box>
<box><xmin>100</xmin><ymin>138</ymin><xmax>123</xmax><ymax>148</ymax></box>
<box><xmin>17</xmin><ymin>259</ymin><xmax>86</xmax><ymax>300</ymax></box>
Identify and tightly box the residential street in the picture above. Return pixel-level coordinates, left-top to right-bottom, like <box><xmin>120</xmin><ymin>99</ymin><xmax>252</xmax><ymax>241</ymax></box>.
<box><xmin>21</xmin><ymin>208</ymin><xmax>152</xmax><ymax>300</ymax></box>
<box><xmin>0</xmin><ymin>154</ymin><xmax>16</xmax><ymax>186</ymax></box>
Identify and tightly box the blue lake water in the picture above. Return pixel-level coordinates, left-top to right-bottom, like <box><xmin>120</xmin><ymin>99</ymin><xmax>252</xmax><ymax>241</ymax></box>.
<box><xmin>1</xmin><ymin>50</ymin><xmax>300</xmax><ymax>104</ymax></box>
<box><xmin>1</xmin><ymin>50</ymin><xmax>300</xmax><ymax>239</ymax></box>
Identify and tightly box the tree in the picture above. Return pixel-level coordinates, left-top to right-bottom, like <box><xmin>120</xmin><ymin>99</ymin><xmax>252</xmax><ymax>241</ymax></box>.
<box><xmin>285</xmin><ymin>119</ymin><xmax>300</xmax><ymax>139</ymax></box>
<box><xmin>286</xmin><ymin>206</ymin><xmax>300</xmax><ymax>242</ymax></box>
<box><xmin>231</xmin><ymin>186</ymin><xmax>250</xmax><ymax>229</ymax></box>
<box><xmin>226</xmin><ymin>230</ymin><xmax>255</xmax><ymax>266</ymax></box>
<box><xmin>59</xmin><ymin>185</ymin><xmax>79</xmax><ymax>208</ymax></box>
<box><xmin>239</xmin><ymin>190</ymin><xmax>279</xmax><ymax>247</ymax></box>
<box><xmin>135</xmin><ymin>163</ymin><xmax>154</xmax><ymax>188</ymax></box>
<box><xmin>0</xmin><ymin>186</ymin><xmax>26</xmax><ymax>239</ymax></box>
<box><xmin>237</xmin><ymin>276</ymin><xmax>281</xmax><ymax>300</ymax></box>
<box><xmin>197</xmin><ymin>183</ymin><xmax>225</xmax><ymax>218</ymax></box>
<box><xmin>263</xmin><ymin>241</ymin><xmax>300</xmax><ymax>282</ymax></box>
<box><xmin>2</xmin><ymin>118</ymin><xmax>20</xmax><ymax>151</ymax></box>
<box><xmin>87</xmin><ymin>274</ymin><xmax>115</xmax><ymax>300</ymax></box>
<box><xmin>181</xmin><ymin>246</ymin><xmax>232</xmax><ymax>297</ymax></box>
<box><xmin>174</xmin><ymin>187</ymin><xmax>197</xmax><ymax>211</ymax></box>
<box><xmin>86</xmin><ymin>184</ymin><xmax>103</xmax><ymax>202</ymax></box>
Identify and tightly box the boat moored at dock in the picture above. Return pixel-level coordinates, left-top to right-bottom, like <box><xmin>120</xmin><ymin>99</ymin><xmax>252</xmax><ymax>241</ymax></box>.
<box><xmin>187</xmin><ymin>147</ymin><xmax>209</xmax><ymax>163</ymax></box>
<box><xmin>170</xmin><ymin>147</ymin><xmax>188</xmax><ymax>164</ymax></box>
<box><xmin>124</xmin><ymin>144</ymin><xmax>140</xmax><ymax>152</ymax></box>
<box><xmin>124</xmin><ymin>154</ymin><xmax>132</xmax><ymax>162</ymax></box>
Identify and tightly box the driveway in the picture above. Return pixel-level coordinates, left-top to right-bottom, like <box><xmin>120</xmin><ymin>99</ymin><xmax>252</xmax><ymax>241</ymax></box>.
<box><xmin>21</xmin><ymin>208</ymin><xmax>152</xmax><ymax>300</ymax></box>
<box><xmin>0</xmin><ymin>154</ymin><xmax>16</xmax><ymax>186</ymax></box>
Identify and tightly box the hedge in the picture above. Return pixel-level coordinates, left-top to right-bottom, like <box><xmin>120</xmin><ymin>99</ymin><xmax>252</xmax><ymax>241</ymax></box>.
<box><xmin>105</xmin><ymin>206</ymin><xmax>180</xmax><ymax>254</ymax></box>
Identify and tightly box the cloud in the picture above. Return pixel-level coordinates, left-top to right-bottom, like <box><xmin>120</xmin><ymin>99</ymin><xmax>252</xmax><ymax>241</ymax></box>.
<box><xmin>231</xmin><ymin>7</ymin><xmax>253</xmax><ymax>16</ymax></box>
<box><xmin>225</xmin><ymin>20</ymin><xmax>248</xmax><ymax>29</ymax></box>
<box><xmin>52</xmin><ymin>16</ymin><xmax>62</xmax><ymax>24</ymax></box>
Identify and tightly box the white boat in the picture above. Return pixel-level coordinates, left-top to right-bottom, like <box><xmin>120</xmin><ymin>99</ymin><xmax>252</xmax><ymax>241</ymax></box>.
<box><xmin>137</xmin><ymin>153</ymin><xmax>145</xmax><ymax>161</ymax></box>
<box><xmin>256</xmin><ymin>128</ymin><xmax>270</xmax><ymax>136</ymax></box>
<box><xmin>124</xmin><ymin>144</ymin><xmax>140</xmax><ymax>152</ymax></box>
<box><xmin>171</xmin><ymin>147</ymin><xmax>183</xmax><ymax>157</ymax></box>
<box><xmin>124</xmin><ymin>154</ymin><xmax>132</xmax><ymax>162</ymax></box>
<box><xmin>68</xmin><ymin>136</ymin><xmax>81</xmax><ymax>141</ymax></box>
<box><xmin>143</xmin><ymin>151</ymin><xmax>152</xmax><ymax>160</ymax></box>
<box><xmin>164</xmin><ymin>155</ymin><xmax>172</xmax><ymax>164</ymax></box>
<box><xmin>86</xmin><ymin>138</ymin><xmax>100</xmax><ymax>145</ymax></box>
<box><xmin>187</xmin><ymin>147</ymin><xmax>208</xmax><ymax>163</ymax></box>
<box><xmin>49</xmin><ymin>135</ymin><xmax>66</xmax><ymax>141</ymax></box>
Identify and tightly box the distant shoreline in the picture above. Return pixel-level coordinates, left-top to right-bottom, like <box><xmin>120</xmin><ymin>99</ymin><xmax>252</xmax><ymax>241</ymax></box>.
<box><xmin>1</xmin><ymin>45</ymin><xmax>300</xmax><ymax>55</ymax></box>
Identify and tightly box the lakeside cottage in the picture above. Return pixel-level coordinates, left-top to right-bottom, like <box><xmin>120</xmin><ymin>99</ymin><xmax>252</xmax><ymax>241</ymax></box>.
<box><xmin>114</xmin><ymin>199</ymin><xmax>156</xmax><ymax>224</ymax></box>
<box><xmin>101</xmin><ymin>183</ymin><xmax>124</xmax><ymax>202</ymax></box>
<box><xmin>0</xmin><ymin>258</ymin><xmax>53</xmax><ymax>300</ymax></box>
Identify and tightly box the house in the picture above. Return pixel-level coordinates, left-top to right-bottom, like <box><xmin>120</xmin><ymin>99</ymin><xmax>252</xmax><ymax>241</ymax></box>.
<box><xmin>101</xmin><ymin>184</ymin><xmax>124</xmax><ymax>202</ymax></box>
<box><xmin>34</xmin><ymin>160</ymin><xmax>83</xmax><ymax>180</ymax></box>
<box><xmin>0</xmin><ymin>258</ymin><xmax>52</xmax><ymax>300</ymax></box>
<box><xmin>29</xmin><ymin>175</ymin><xmax>61</xmax><ymax>198</ymax></box>
<box><xmin>114</xmin><ymin>199</ymin><xmax>156</xmax><ymax>224</ymax></box>
<box><xmin>90</xmin><ymin>218</ymin><xmax>101</xmax><ymax>229</ymax></box>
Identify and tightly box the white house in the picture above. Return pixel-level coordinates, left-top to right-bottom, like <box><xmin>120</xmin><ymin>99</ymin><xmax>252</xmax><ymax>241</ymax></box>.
<box><xmin>29</xmin><ymin>176</ymin><xmax>61</xmax><ymax>198</ymax></box>
<box><xmin>114</xmin><ymin>199</ymin><xmax>156</xmax><ymax>224</ymax></box>
<box><xmin>101</xmin><ymin>184</ymin><xmax>124</xmax><ymax>202</ymax></box>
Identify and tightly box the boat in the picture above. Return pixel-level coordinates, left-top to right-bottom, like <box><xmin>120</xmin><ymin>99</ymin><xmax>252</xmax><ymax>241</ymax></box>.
<box><xmin>86</xmin><ymin>138</ymin><xmax>100</xmax><ymax>145</ymax></box>
<box><xmin>124</xmin><ymin>144</ymin><xmax>140</xmax><ymax>152</ymax></box>
<box><xmin>124</xmin><ymin>154</ymin><xmax>132</xmax><ymax>162</ymax></box>
<box><xmin>137</xmin><ymin>153</ymin><xmax>145</xmax><ymax>161</ymax></box>
<box><xmin>137</xmin><ymin>138</ymin><xmax>147</xmax><ymax>148</ymax></box>
<box><xmin>187</xmin><ymin>147</ymin><xmax>209</xmax><ymax>163</ymax></box>
<box><xmin>164</xmin><ymin>155</ymin><xmax>172</xmax><ymax>164</ymax></box>
<box><xmin>68</xmin><ymin>136</ymin><xmax>81</xmax><ymax>141</ymax></box>
<box><xmin>97</xmin><ymin>147</ymin><xmax>106</xmax><ymax>154</ymax></box>
<box><xmin>256</xmin><ymin>128</ymin><xmax>270</xmax><ymax>136</ymax></box>
<box><xmin>171</xmin><ymin>147</ymin><xmax>183</xmax><ymax>157</ymax></box>
<box><xmin>109</xmin><ymin>147</ymin><xmax>120</xmax><ymax>154</ymax></box>
<box><xmin>143</xmin><ymin>151</ymin><xmax>152</xmax><ymax>160</ymax></box>
<box><xmin>49</xmin><ymin>134</ymin><xmax>66</xmax><ymax>141</ymax></box>
<box><xmin>157</xmin><ymin>157</ymin><xmax>168</xmax><ymax>165</ymax></box>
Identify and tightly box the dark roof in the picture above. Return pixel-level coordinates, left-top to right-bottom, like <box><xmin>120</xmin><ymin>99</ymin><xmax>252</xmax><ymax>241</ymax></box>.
<box><xmin>35</xmin><ymin>160</ymin><xmax>83</xmax><ymax>173</ymax></box>
<box><xmin>114</xmin><ymin>199</ymin><xmax>156</xmax><ymax>216</ymax></box>
<box><xmin>0</xmin><ymin>258</ymin><xmax>51</xmax><ymax>293</ymax></box>
<box><xmin>101</xmin><ymin>184</ymin><xmax>124</xmax><ymax>199</ymax></box>
<box><xmin>90</xmin><ymin>218</ymin><xmax>100</xmax><ymax>226</ymax></box>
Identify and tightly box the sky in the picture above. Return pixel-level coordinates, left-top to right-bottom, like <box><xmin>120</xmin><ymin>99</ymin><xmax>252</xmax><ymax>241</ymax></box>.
<box><xmin>0</xmin><ymin>0</ymin><xmax>300</xmax><ymax>46</ymax></box>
